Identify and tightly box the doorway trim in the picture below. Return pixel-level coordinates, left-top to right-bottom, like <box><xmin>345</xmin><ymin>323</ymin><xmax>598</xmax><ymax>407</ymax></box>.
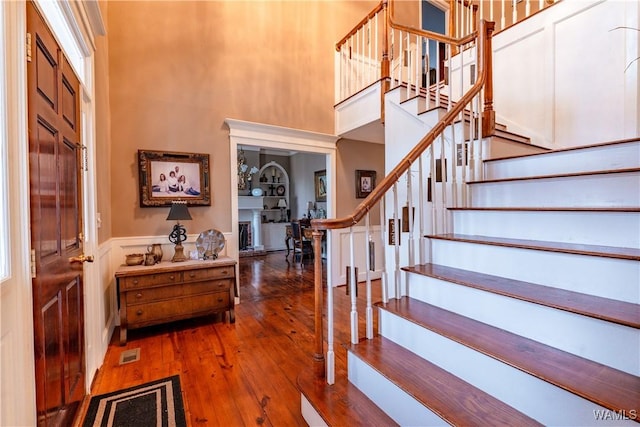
<box><xmin>225</xmin><ymin>118</ymin><xmax>339</xmax><ymax>295</ymax></box>
<box><xmin>1</xmin><ymin>1</ymin><xmax>104</xmax><ymax>425</ymax></box>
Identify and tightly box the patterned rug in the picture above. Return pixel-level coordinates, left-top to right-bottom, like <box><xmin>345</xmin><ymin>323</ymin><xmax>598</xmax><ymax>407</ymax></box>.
<box><xmin>82</xmin><ymin>375</ymin><xmax>186</xmax><ymax>427</ymax></box>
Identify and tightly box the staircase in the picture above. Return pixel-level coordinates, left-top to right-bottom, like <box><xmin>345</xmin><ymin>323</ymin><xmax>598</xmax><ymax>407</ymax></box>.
<box><xmin>299</xmin><ymin>0</ymin><xmax>638</xmax><ymax>423</ymax></box>
<box><xmin>300</xmin><ymin>138</ymin><xmax>640</xmax><ymax>426</ymax></box>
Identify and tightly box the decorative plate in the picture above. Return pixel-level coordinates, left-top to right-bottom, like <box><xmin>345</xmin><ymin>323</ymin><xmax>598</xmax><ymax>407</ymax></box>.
<box><xmin>276</xmin><ymin>185</ymin><xmax>286</xmax><ymax>196</ymax></box>
<box><xmin>196</xmin><ymin>229</ymin><xmax>225</xmax><ymax>260</ymax></box>
<box><xmin>251</xmin><ymin>187</ymin><xmax>263</xmax><ymax>196</ymax></box>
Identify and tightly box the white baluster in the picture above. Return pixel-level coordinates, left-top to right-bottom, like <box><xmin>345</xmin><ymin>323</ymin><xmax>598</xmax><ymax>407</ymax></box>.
<box><xmin>379</xmin><ymin>197</ymin><xmax>388</xmax><ymax>304</ymax></box>
<box><xmin>393</xmin><ymin>183</ymin><xmax>400</xmax><ymax>298</ymax></box>
<box><xmin>418</xmin><ymin>152</ymin><xmax>425</xmax><ymax>265</ymax></box>
<box><xmin>399</xmin><ymin>29</ymin><xmax>403</xmax><ymax>86</ymax></box>
<box><xmin>490</xmin><ymin>0</ymin><xmax>494</xmax><ymax>23</ymax></box>
<box><xmin>368</xmin><ymin>19</ymin><xmax>372</xmax><ymax>86</ymax></box>
<box><xmin>349</xmin><ymin>226</ymin><xmax>358</xmax><ymax>344</ymax></box>
<box><xmin>415</xmin><ymin>34</ymin><xmax>420</xmax><ymax>97</ymax></box>
<box><xmin>365</xmin><ymin>212</ymin><xmax>373</xmax><ymax>339</ymax></box>
<box><xmin>440</xmin><ymin>133</ymin><xmax>447</xmax><ymax>233</ymax></box>
<box><xmin>430</xmin><ymin>143</ymin><xmax>437</xmax><ymax>238</ymax></box>
<box><xmin>407</xmin><ymin>167</ymin><xmax>415</xmax><ymax>267</ymax></box>
<box><xmin>374</xmin><ymin>12</ymin><xmax>379</xmax><ymax>80</ymax></box>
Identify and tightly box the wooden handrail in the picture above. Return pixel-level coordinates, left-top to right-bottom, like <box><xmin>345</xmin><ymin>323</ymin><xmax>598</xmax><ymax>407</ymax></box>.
<box><xmin>314</xmin><ymin>20</ymin><xmax>492</xmax><ymax>233</ymax></box>
<box><xmin>335</xmin><ymin>1</ymin><xmax>385</xmax><ymax>51</ymax></box>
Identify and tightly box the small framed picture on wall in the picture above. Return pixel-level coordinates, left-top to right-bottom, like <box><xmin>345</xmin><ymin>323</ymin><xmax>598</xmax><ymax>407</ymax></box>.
<box><xmin>314</xmin><ymin>170</ymin><xmax>327</xmax><ymax>202</ymax></box>
<box><xmin>355</xmin><ymin>170</ymin><xmax>376</xmax><ymax>199</ymax></box>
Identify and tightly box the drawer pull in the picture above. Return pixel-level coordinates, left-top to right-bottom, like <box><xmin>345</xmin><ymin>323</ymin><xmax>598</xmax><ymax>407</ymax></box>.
<box><xmin>189</xmin><ymin>272</ymin><xmax>196</xmax><ymax>278</ymax></box>
<box><xmin>133</xmin><ymin>279</ymin><xmax>138</xmax><ymax>285</ymax></box>
<box><xmin>136</xmin><ymin>293</ymin><xmax>142</xmax><ymax>299</ymax></box>
<box><xmin>217</xmin><ymin>298</ymin><xmax>223</xmax><ymax>302</ymax></box>
<box><xmin>169</xmin><ymin>275</ymin><xmax>175</xmax><ymax>280</ymax></box>
<box><xmin>136</xmin><ymin>310</ymin><xmax>143</xmax><ymax>315</ymax></box>
<box><xmin>220</xmin><ymin>270</ymin><xmax>227</xmax><ymax>275</ymax></box>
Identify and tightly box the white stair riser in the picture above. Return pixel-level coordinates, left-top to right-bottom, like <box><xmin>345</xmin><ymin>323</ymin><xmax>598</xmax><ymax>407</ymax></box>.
<box><xmin>485</xmin><ymin>141</ymin><xmax>640</xmax><ymax>180</ymax></box>
<box><xmin>407</xmin><ymin>274</ymin><xmax>639</xmax><ymax>375</ymax></box>
<box><xmin>470</xmin><ymin>172</ymin><xmax>640</xmax><ymax>208</ymax></box>
<box><xmin>451</xmin><ymin>210</ymin><xmax>640</xmax><ymax>248</ymax></box>
<box><xmin>379</xmin><ymin>311</ymin><xmax>638</xmax><ymax>427</ymax></box>
<box><xmin>399</xmin><ymin>97</ymin><xmax>421</xmax><ymax>115</ymax></box>
<box><xmin>347</xmin><ymin>352</ymin><xmax>445</xmax><ymax>426</ymax></box>
<box><xmin>430</xmin><ymin>239</ymin><xmax>639</xmax><ymax>304</ymax></box>
<box><xmin>300</xmin><ymin>395</ymin><xmax>329</xmax><ymax>427</ymax></box>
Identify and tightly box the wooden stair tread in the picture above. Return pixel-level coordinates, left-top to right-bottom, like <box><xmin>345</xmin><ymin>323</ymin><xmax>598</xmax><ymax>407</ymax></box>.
<box><xmin>468</xmin><ymin>167</ymin><xmax>640</xmax><ymax>185</ymax></box>
<box><xmin>349</xmin><ymin>337</ymin><xmax>543</xmax><ymax>426</ymax></box>
<box><xmin>402</xmin><ymin>262</ymin><xmax>640</xmax><ymax>328</ymax></box>
<box><xmin>297</xmin><ymin>368</ymin><xmax>398</xmax><ymax>427</ymax></box>
<box><xmin>428</xmin><ymin>233</ymin><xmax>640</xmax><ymax>260</ymax></box>
<box><xmin>448</xmin><ymin>207</ymin><xmax>640</xmax><ymax>212</ymax></box>
<box><xmin>376</xmin><ymin>297</ymin><xmax>640</xmax><ymax>414</ymax></box>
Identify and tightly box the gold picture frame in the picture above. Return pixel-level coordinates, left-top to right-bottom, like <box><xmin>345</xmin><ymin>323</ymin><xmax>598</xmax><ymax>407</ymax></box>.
<box><xmin>314</xmin><ymin>170</ymin><xmax>327</xmax><ymax>202</ymax></box>
<box><xmin>138</xmin><ymin>149</ymin><xmax>211</xmax><ymax>207</ymax></box>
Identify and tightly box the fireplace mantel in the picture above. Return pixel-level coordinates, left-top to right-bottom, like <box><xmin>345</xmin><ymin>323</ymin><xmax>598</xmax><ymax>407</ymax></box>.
<box><xmin>238</xmin><ymin>196</ymin><xmax>264</xmax><ymax>250</ymax></box>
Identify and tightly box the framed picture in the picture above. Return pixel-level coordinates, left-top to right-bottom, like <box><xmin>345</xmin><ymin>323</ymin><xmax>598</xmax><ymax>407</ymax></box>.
<box><xmin>138</xmin><ymin>149</ymin><xmax>211</xmax><ymax>207</ymax></box>
<box><xmin>356</xmin><ymin>170</ymin><xmax>376</xmax><ymax>198</ymax></box>
<box><xmin>314</xmin><ymin>170</ymin><xmax>327</xmax><ymax>202</ymax></box>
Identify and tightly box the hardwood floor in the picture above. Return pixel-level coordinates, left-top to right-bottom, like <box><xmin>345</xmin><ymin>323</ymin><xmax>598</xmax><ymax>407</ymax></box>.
<box><xmin>81</xmin><ymin>251</ymin><xmax>381</xmax><ymax>426</ymax></box>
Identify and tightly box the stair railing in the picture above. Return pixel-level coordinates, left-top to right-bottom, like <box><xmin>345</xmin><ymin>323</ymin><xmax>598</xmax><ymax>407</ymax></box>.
<box><xmin>459</xmin><ymin>0</ymin><xmax>559</xmax><ymax>35</ymax></box>
<box><xmin>314</xmin><ymin>13</ymin><xmax>495</xmax><ymax>383</ymax></box>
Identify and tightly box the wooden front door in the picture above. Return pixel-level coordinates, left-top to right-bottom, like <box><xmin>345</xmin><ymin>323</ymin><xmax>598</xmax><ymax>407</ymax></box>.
<box><xmin>27</xmin><ymin>2</ymin><xmax>87</xmax><ymax>425</ymax></box>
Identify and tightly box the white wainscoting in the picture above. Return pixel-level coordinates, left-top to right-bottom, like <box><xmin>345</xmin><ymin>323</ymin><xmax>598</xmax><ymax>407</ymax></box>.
<box><xmin>330</xmin><ymin>225</ymin><xmax>383</xmax><ymax>287</ymax></box>
<box><xmin>492</xmin><ymin>0</ymin><xmax>638</xmax><ymax>148</ymax></box>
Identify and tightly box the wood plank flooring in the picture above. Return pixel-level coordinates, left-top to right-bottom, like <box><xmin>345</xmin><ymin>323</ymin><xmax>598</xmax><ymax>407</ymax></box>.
<box><xmin>78</xmin><ymin>252</ymin><xmax>381</xmax><ymax>426</ymax></box>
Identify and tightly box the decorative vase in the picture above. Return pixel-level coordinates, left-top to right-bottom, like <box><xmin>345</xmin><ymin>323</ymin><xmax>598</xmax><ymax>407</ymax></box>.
<box><xmin>251</xmin><ymin>188</ymin><xmax>263</xmax><ymax>197</ymax></box>
<box><xmin>147</xmin><ymin>243</ymin><xmax>163</xmax><ymax>263</ymax></box>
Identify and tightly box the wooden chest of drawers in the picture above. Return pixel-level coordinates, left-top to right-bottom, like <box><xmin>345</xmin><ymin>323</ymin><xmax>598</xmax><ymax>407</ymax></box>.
<box><xmin>115</xmin><ymin>257</ymin><xmax>237</xmax><ymax>345</ymax></box>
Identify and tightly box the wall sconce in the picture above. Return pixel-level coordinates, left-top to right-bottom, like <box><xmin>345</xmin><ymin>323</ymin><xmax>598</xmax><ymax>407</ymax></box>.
<box><xmin>167</xmin><ymin>201</ymin><xmax>192</xmax><ymax>262</ymax></box>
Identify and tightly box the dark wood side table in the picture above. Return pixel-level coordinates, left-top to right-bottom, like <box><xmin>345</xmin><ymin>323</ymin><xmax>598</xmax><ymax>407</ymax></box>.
<box><xmin>115</xmin><ymin>257</ymin><xmax>237</xmax><ymax>345</ymax></box>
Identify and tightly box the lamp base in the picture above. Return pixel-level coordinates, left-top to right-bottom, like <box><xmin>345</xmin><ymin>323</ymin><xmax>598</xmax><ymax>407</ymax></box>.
<box><xmin>172</xmin><ymin>242</ymin><xmax>187</xmax><ymax>262</ymax></box>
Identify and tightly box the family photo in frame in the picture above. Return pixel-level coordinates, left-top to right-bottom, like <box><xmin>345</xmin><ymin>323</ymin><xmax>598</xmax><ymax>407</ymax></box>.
<box><xmin>138</xmin><ymin>149</ymin><xmax>211</xmax><ymax>207</ymax></box>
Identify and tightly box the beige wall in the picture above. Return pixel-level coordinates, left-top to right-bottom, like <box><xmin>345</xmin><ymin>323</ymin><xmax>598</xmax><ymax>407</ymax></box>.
<box><xmin>95</xmin><ymin>0</ymin><xmax>111</xmax><ymax>244</ymax></box>
<box><xmin>336</xmin><ymin>139</ymin><xmax>385</xmax><ymax>225</ymax></box>
<box><xmin>106</xmin><ymin>0</ymin><xmax>378</xmax><ymax>237</ymax></box>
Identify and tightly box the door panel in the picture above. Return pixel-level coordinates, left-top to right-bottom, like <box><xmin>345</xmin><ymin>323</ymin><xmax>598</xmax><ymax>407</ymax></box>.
<box><xmin>27</xmin><ymin>2</ymin><xmax>85</xmax><ymax>425</ymax></box>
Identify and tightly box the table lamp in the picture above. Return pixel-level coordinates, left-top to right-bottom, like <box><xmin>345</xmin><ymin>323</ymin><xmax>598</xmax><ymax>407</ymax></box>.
<box><xmin>278</xmin><ymin>198</ymin><xmax>287</xmax><ymax>222</ymax></box>
<box><xmin>167</xmin><ymin>201</ymin><xmax>192</xmax><ymax>262</ymax></box>
<box><xmin>307</xmin><ymin>201</ymin><xmax>315</xmax><ymax>219</ymax></box>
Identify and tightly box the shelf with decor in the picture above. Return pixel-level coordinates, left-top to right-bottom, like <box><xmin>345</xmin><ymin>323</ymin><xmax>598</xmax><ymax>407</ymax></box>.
<box><xmin>256</xmin><ymin>162</ymin><xmax>290</xmax><ymax>251</ymax></box>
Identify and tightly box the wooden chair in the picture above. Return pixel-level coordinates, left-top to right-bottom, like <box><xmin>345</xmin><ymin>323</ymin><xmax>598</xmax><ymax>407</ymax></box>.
<box><xmin>291</xmin><ymin>221</ymin><xmax>313</xmax><ymax>264</ymax></box>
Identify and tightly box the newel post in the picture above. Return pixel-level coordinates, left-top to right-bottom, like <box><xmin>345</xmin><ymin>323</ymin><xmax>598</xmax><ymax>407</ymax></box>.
<box><xmin>482</xmin><ymin>20</ymin><xmax>496</xmax><ymax>137</ymax></box>
<box><xmin>312</xmin><ymin>229</ymin><xmax>325</xmax><ymax>380</ymax></box>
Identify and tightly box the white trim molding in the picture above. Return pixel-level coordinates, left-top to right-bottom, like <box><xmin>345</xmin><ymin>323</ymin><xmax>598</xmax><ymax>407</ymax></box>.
<box><xmin>225</xmin><ymin>119</ymin><xmax>339</xmax><ymax>289</ymax></box>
